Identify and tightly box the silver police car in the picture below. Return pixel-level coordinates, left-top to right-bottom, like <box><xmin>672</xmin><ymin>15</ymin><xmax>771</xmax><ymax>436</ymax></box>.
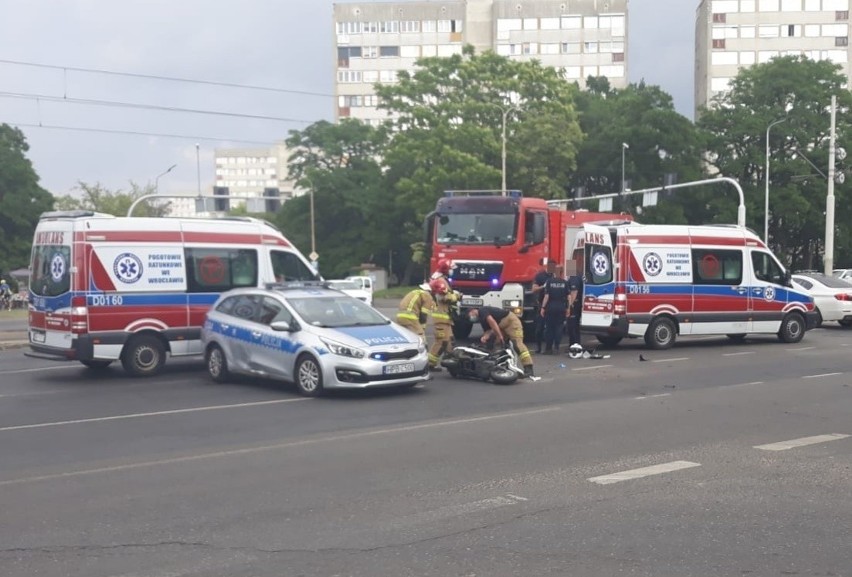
<box><xmin>201</xmin><ymin>283</ymin><xmax>429</xmax><ymax>396</ymax></box>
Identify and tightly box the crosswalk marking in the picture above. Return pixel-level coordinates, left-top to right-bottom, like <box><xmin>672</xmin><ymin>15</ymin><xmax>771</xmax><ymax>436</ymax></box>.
<box><xmin>588</xmin><ymin>460</ymin><xmax>700</xmax><ymax>485</ymax></box>
<box><xmin>754</xmin><ymin>434</ymin><xmax>849</xmax><ymax>451</ymax></box>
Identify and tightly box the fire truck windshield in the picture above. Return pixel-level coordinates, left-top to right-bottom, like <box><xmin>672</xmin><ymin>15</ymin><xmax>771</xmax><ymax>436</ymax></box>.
<box><xmin>436</xmin><ymin>213</ymin><xmax>517</xmax><ymax>245</ymax></box>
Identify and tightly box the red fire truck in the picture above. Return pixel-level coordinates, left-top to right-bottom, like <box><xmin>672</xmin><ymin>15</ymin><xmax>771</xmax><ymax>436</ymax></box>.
<box><xmin>425</xmin><ymin>190</ymin><xmax>629</xmax><ymax>338</ymax></box>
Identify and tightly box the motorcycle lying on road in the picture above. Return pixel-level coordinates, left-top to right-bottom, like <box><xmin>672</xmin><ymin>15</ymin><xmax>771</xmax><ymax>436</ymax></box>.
<box><xmin>440</xmin><ymin>341</ymin><xmax>526</xmax><ymax>385</ymax></box>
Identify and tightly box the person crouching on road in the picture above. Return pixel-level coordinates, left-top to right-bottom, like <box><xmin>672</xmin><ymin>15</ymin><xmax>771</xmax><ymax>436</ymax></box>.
<box><xmin>468</xmin><ymin>307</ymin><xmax>534</xmax><ymax>378</ymax></box>
<box><xmin>540</xmin><ymin>266</ymin><xmax>569</xmax><ymax>354</ymax></box>
<box><xmin>427</xmin><ymin>277</ymin><xmax>458</xmax><ymax>372</ymax></box>
<box><xmin>396</xmin><ymin>283</ymin><xmax>436</xmax><ymax>346</ymax></box>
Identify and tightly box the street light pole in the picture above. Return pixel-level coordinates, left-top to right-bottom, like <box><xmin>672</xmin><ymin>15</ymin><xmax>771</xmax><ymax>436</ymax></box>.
<box><xmin>495</xmin><ymin>102</ymin><xmax>520</xmax><ymax>197</ymax></box>
<box><xmin>195</xmin><ymin>143</ymin><xmax>201</xmax><ymax>196</ymax></box>
<box><xmin>621</xmin><ymin>142</ymin><xmax>629</xmax><ymax>192</ymax></box>
<box><xmin>154</xmin><ymin>164</ymin><xmax>177</xmax><ymax>194</ymax></box>
<box><xmin>825</xmin><ymin>94</ymin><xmax>837</xmax><ymax>276</ymax></box>
<box><xmin>765</xmin><ymin>117</ymin><xmax>788</xmax><ymax>245</ymax></box>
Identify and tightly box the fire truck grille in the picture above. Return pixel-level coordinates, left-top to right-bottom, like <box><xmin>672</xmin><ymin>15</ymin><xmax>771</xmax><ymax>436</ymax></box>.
<box><xmin>450</xmin><ymin>262</ymin><xmax>503</xmax><ymax>282</ymax></box>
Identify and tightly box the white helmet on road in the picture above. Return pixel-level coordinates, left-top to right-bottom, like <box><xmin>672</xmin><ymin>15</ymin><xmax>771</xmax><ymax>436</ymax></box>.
<box><xmin>568</xmin><ymin>344</ymin><xmax>584</xmax><ymax>359</ymax></box>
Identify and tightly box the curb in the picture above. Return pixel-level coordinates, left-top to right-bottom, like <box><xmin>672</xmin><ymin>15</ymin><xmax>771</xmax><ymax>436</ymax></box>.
<box><xmin>0</xmin><ymin>340</ymin><xmax>29</xmax><ymax>351</ymax></box>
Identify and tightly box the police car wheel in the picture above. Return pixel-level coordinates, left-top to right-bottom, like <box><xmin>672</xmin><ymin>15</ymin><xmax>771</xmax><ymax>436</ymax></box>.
<box><xmin>778</xmin><ymin>313</ymin><xmax>805</xmax><ymax>344</ymax></box>
<box><xmin>840</xmin><ymin>319</ymin><xmax>852</xmax><ymax>328</ymax></box>
<box><xmin>645</xmin><ymin>317</ymin><xmax>676</xmax><ymax>350</ymax></box>
<box><xmin>121</xmin><ymin>335</ymin><xmax>166</xmax><ymax>377</ymax></box>
<box><xmin>206</xmin><ymin>344</ymin><xmax>230</xmax><ymax>383</ymax></box>
<box><xmin>295</xmin><ymin>355</ymin><xmax>324</xmax><ymax>397</ymax></box>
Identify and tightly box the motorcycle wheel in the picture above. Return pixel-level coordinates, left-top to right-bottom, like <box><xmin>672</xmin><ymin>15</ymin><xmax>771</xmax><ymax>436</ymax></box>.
<box><xmin>489</xmin><ymin>367</ymin><xmax>519</xmax><ymax>385</ymax></box>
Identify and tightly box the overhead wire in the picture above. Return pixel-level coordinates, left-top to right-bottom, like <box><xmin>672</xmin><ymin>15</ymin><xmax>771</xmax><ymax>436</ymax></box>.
<box><xmin>0</xmin><ymin>58</ymin><xmax>334</xmax><ymax>98</ymax></box>
<box><xmin>8</xmin><ymin>122</ymin><xmax>279</xmax><ymax>145</ymax></box>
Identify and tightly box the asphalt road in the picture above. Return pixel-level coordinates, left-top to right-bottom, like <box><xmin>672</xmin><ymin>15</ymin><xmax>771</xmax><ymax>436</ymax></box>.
<box><xmin>1</xmin><ymin>316</ymin><xmax>851</xmax><ymax>576</ymax></box>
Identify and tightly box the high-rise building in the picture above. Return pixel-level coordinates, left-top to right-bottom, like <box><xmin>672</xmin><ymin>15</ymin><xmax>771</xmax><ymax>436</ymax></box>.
<box><xmin>333</xmin><ymin>0</ymin><xmax>629</xmax><ymax>125</ymax></box>
<box><xmin>695</xmin><ymin>0</ymin><xmax>851</xmax><ymax>115</ymax></box>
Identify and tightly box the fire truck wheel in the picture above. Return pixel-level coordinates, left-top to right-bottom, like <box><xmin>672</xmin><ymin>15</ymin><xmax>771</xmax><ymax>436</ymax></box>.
<box><xmin>206</xmin><ymin>344</ymin><xmax>230</xmax><ymax>383</ymax></box>
<box><xmin>777</xmin><ymin>313</ymin><xmax>805</xmax><ymax>344</ymax></box>
<box><xmin>80</xmin><ymin>360</ymin><xmax>113</xmax><ymax>370</ymax></box>
<box><xmin>596</xmin><ymin>335</ymin><xmax>623</xmax><ymax>348</ymax></box>
<box><xmin>645</xmin><ymin>317</ymin><xmax>676</xmax><ymax>350</ymax></box>
<box><xmin>121</xmin><ymin>335</ymin><xmax>166</xmax><ymax>377</ymax></box>
<box><xmin>295</xmin><ymin>354</ymin><xmax>324</xmax><ymax>397</ymax></box>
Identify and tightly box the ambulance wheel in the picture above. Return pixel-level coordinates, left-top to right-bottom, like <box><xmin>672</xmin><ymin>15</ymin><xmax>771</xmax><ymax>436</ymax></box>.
<box><xmin>121</xmin><ymin>335</ymin><xmax>166</xmax><ymax>377</ymax></box>
<box><xmin>295</xmin><ymin>354</ymin><xmax>324</xmax><ymax>397</ymax></box>
<box><xmin>645</xmin><ymin>317</ymin><xmax>676</xmax><ymax>350</ymax></box>
<box><xmin>596</xmin><ymin>335</ymin><xmax>623</xmax><ymax>348</ymax></box>
<box><xmin>778</xmin><ymin>313</ymin><xmax>805</xmax><ymax>344</ymax></box>
<box><xmin>205</xmin><ymin>344</ymin><xmax>230</xmax><ymax>383</ymax></box>
<box><xmin>80</xmin><ymin>360</ymin><xmax>113</xmax><ymax>370</ymax></box>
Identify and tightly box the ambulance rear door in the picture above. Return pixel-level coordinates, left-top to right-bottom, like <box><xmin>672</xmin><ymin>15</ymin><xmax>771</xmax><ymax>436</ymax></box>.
<box><xmin>581</xmin><ymin>224</ymin><xmax>617</xmax><ymax>332</ymax></box>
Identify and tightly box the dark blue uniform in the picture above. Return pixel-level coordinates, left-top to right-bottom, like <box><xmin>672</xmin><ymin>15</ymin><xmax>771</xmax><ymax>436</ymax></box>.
<box><xmin>532</xmin><ymin>270</ymin><xmax>552</xmax><ymax>353</ymax></box>
<box><xmin>542</xmin><ymin>275</ymin><xmax>569</xmax><ymax>353</ymax></box>
<box><xmin>566</xmin><ymin>275</ymin><xmax>583</xmax><ymax>347</ymax></box>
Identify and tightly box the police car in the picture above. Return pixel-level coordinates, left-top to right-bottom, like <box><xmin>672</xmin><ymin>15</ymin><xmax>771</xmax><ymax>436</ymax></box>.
<box><xmin>201</xmin><ymin>283</ymin><xmax>429</xmax><ymax>396</ymax></box>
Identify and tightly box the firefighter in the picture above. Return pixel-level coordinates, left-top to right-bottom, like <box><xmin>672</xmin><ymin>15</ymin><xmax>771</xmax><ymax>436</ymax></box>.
<box><xmin>395</xmin><ymin>283</ymin><xmax>436</xmax><ymax>346</ymax></box>
<box><xmin>468</xmin><ymin>306</ymin><xmax>535</xmax><ymax>378</ymax></box>
<box><xmin>430</xmin><ymin>258</ymin><xmax>454</xmax><ymax>281</ymax></box>
<box><xmin>427</xmin><ymin>277</ymin><xmax>459</xmax><ymax>371</ymax></box>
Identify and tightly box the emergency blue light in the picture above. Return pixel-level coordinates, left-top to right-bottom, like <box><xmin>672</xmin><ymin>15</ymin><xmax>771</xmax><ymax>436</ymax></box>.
<box><xmin>491</xmin><ymin>278</ymin><xmax>499</xmax><ymax>286</ymax></box>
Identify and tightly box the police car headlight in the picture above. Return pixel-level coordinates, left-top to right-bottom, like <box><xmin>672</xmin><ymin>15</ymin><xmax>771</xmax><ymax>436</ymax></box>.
<box><xmin>418</xmin><ymin>341</ymin><xmax>427</xmax><ymax>354</ymax></box>
<box><xmin>321</xmin><ymin>338</ymin><xmax>366</xmax><ymax>359</ymax></box>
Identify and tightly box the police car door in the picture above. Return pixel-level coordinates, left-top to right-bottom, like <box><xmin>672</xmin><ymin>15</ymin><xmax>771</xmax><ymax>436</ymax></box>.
<box><xmin>249</xmin><ymin>296</ymin><xmax>297</xmax><ymax>380</ymax></box>
<box><xmin>581</xmin><ymin>224</ymin><xmax>617</xmax><ymax>332</ymax></box>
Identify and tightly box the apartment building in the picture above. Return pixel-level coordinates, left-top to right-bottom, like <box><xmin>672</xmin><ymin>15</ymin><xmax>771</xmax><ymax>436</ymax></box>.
<box><xmin>696</xmin><ymin>0</ymin><xmax>851</xmax><ymax>114</ymax></box>
<box><xmin>333</xmin><ymin>0</ymin><xmax>629</xmax><ymax>125</ymax></box>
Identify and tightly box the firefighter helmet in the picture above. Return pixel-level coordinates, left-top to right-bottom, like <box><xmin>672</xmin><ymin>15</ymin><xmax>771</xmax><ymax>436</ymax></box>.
<box><xmin>435</xmin><ymin>258</ymin><xmax>453</xmax><ymax>275</ymax></box>
<box><xmin>429</xmin><ymin>278</ymin><xmax>448</xmax><ymax>295</ymax></box>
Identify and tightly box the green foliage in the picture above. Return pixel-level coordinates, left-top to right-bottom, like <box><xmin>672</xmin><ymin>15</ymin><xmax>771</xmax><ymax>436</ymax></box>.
<box><xmin>55</xmin><ymin>182</ymin><xmax>172</xmax><ymax>217</ymax></box>
<box><xmin>0</xmin><ymin>124</ymin><xmax>53</xmax><ymax>275</ymax></box>
<box><xmin>698</xmin><ymin>55</ymin><xmax>852</xmax><ymax>269</ymax></box>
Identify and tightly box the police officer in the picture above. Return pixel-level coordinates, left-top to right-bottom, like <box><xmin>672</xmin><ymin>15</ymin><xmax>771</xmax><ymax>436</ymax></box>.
<box><xmin>468</xmin><ymin>306</ymin><xmax>534</xmax><ymax>378</ymax></box>
<box><xmin>531</xmin><ymin>263</ymin><xmax>554</xmax><ymax>353</ymax></box>
<box><xmin>540</xmin><ymin>266</ymin><xmax>569</xmax><ymax>354</ymax></box>
<box><xmin>566</xmin><ymin>269</ymin><xmax>583</xmax><ymax>349</ymax></box>
<box><xmin>396</xmin><ymin>283</ymin><xmax>436</xmax><ymax>346</ymax></box>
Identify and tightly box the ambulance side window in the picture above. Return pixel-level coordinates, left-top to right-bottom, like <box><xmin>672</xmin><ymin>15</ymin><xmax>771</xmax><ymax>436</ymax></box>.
<box><xmin>750</xmin><ymin>251</ymin><xmax>785</xmax><ymax>285</ymax></box>
<box><xmin>185</xmin><ymin>248</ymin><xmax>258</xmax><ymax>292</ymax></box>
<box><xmin>271</xmin><ymin>250</ymin><xmax>320</xmax><ymax>282</ymax></box>
<box><xmin>692</xmin><ymin>249</ymin><xmax>742</xmax><ymax>285</ymax></box>
<box><xmin>584</xmin><ymin>244</ymin><xmax>613</xmax><ymax>285</ymax></box>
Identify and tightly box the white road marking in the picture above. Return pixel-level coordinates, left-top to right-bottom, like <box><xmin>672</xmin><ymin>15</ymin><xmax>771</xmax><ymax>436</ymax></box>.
<box><xmin>0</xmin><ymin>365</ymin><xmax>75</xmax><ymax>375</ymax></box>
<box><xmin>802</xmin><ymin>372</ymin><xmax>842</xmax><ymax>379</ymax></box>
<box><xmin>728</xmin><ymin>381</ymin><xmax>764</xmax><ymax>388</ymax></box>
<box><xmin>755</xmin><ymin>434</ymin><xmax>849</xmax><ymax>451</ymax></box>
<box><xmin>588</xmin><ymin>460</ymin><xmax>701</xmax><ymax>485</ymax></box>
<box><xmin>0</xmin><ymin>398</ymin><xmax>312</xmax><ymax>432</ymax></box>
<box><xmin>400</xmin><ymin>494</ymin><xmax>528</xmax><ymax>525</ymax></box>
<box><xmin>788</xmin><ymin>346</ymin><xmax>815</xmax><ymax>351</ymax></box>
<box><xmin>634</xmin><ymin>393</ymin><xmax>671</xmax><ymax>400</ymax></box>
<box><xmin>652</xmin><ymin>357</ymin><xmax>689</xmax><ymax>363</ymax></box>
<box><xmin>0</xmin><ymin>406</ymin><xmax>561</xmax><ymax>486</ymax></box>
<box><xmin>722</xmin><ymin>351</ymin><xmax>755</xmax><ymax>357</ymax></box>
<box><xmin>571</xmin><ymin>364</ymin><xmax>613</xmax><ymax>371</ymax></box>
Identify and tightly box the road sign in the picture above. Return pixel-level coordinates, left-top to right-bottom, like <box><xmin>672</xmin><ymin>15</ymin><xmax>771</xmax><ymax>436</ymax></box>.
<box><xmin>309</xmin><ymin>251</ymin><xmax>319</xmax><ymax>262</ymax></box>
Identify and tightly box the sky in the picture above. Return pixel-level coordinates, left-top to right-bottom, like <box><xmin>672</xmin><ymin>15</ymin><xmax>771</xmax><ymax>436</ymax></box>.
<box><xmin>0</xmin><ymin>0</ymin><xmax>696</xmax><ymax>199</ymax></box>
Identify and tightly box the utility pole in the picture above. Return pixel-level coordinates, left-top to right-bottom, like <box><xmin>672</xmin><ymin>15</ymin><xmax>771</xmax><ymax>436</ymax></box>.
<box><xmin>825</xmin><ymin>94</ymin><xmax>837</xmax><ymax>276</ymax></box>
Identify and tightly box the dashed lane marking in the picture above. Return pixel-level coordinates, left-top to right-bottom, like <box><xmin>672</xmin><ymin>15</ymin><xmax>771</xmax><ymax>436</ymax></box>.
<box><xmin>754</xmin><ymin>434</ymin><xmax>850</xmax><ymax>452</ymax></box>
<box><xmin>0</xmin><ymin>365</ymin><xmax>75</xmax><ymax>375</ymax></box>
<box><xmin>651</xmin><ymin>357</ymin><xmax>689</xmax><ymax>363</ymax></box>
<box><xmin>722</xmin><ymin>351</ymin><xmax>755</xmax><ymax>357</ymax></box>
<box><xmin>788</xmin><ymin>346</ymin><xmax>816</xmax><ymax>352</ymax></box>
<box><xmin>802</xmin><ymin>372</ymin><xmax>842</xmax><ymax>379</ymax></box>
<box><xmin>571</xmin><ymin>364</ymin><xmax>613</xmax><ymax>371</ymax></box>
<box><xmin>588</xmin><ymin>460</ymin><xmax>701</xmax><ymax>485</ymax></box>
<box><xmin>634</xmin><ymin>393</ymin><xmax>671</xmax><ymax>400</ymax></box>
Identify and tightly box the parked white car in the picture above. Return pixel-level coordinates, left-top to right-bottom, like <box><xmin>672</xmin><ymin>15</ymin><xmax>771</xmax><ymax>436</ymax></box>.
<box><xmin>327</xmin><ymin>279</ymin><xmax>373</xmax><ymax>306</ymax></box>
<box><xmin>791</xmin><ymin>273</ymin><xmax>852</xmax><ymax>328</ymax></box>
<box><xmin>833</xmin><ymin>268</ymin><xmax>852</xmax><ymax>285</ymax></box>
<box><xmin>345</xmin><ymin>275</ymin><xmax>374</xmax><ymax>293</ymax></box>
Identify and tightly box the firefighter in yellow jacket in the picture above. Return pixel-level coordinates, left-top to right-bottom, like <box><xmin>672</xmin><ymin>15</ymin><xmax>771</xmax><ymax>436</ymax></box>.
<box><xmin>427</xmin><ymin>276</ymin><xmax>459</xmax><ymax>371</ymax></box>
<box><xmin>395</xmin><ymin>283</ymin><xmax>436</xmax><ymax>345</ymax></box>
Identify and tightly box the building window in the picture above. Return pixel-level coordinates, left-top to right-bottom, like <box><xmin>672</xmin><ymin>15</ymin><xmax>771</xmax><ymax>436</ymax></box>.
<box><xmin>839</xmin><ymin>11</ymin><xmax>851</xmax><ymax>20</ymax></box>
<box><xmin>400</xmin><ymin>45</ymin><xmax>420</xmax><ymax>58</ymax></box>
<box><xmin>380</xmin><ymin>21</ymin><xmax>399</xmax><ymax>33</ymax></box>
<box><xmin>380</xmin><ymin>45</ymin><xmax>400</xmax><ymax>57</ymax></box>
<box><xmin>583</xmin><ymin>16</ymin><xmax>598</xmax><ymax>29</ymax></box>
<box><xmin>759</xmin><ymin>25</ymin><xmax>779</xmax><ymax>37</ymax></box>
<box><xmin>584</xmin><ymin>42</ymin><xmax>598</xmax><ymax>53</ymax></box>
<box><xmin>713</xmin><ymin>13</ymin><xmax>727</xmax><ymax>23</ymax></box>
<box><xmin>422</xmin><ymin>20</ymin><xmax>436</xmax><ymax>32</ymax></box>
<box><xmin>401</xmin><ymin>20</ymin><xmax>420</xmax><ymax>33</ymax></box>
<box><xmin>837</xmin><ymin>36</ymin><xmax>849</xmax><ymax>46</ymax></box>
<box><xmin>804</xmin><ymin>0</ymin><xmax>820</xmax><ymax>10</ymax></box>
<box><xmin>824</xmin><ymin>0</ymin><xmax>850</xmax><ymax>10</ymax></box>
<box><xmin>540</xmin><ymin>17</ymin><xmax>559</xmax><ymax>30</ymax></box>
<box><xmin>540</xmin><ymin>43</ymin><xmax>560</xmax><ymax>54</ymax></box>
<box><xmin>741</xmin><ymin>0</ymin><xmax>756</xmax><ymax>10</ymax></box>
<box><xmin>612</xmin><ymin>52</ymin><xmax>625</xmax><ymax>62</ymax></box>
<box><xmin>785</xmin><ymin>24</ymin><xmax>802</xmax><ymax>36</ymax></box>
<box><xmin>437</xmin><ymin>20</ymin><xmax>451</xmax><ymax>32</ymax></box>
<box><xmin>740</xmin><ymin>51</ymin><xmax>756</xmax><ymax>65</ymax></box>
<box><xmin>741</xmin><ymin>25</ymin><xmax>756</xmax><ymax>38</ymax></box>
<box><xmin>759</xmin><ymin>0</ymin><xmax>780</xmax><ymax>10</ymax></box>
<box><xmin>712</xmin><ymin>0</ymin><xmax>739</xmax><ymax>10</ymax></box>
<box><xmin>561</xmin><ymin>15</ymin><xmax>581</xmax><ymax>29</ymax></box>
<box><xmin>780</xmin><ymin>0</ymin><xmax>802</xmax><ymax>10</ymax></box>
<box><xmin>713</xmin><ymin>38</ymin><xmax>726</xmax><ymax>49</ymax></box>
<box><xmin>561</xmin><ymin>42</ymin><xmax>581</xmax><ymax>54</ymax></box>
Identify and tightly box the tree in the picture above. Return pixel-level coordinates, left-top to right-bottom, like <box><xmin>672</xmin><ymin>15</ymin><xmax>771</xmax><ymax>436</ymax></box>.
<box><xmin>54</xmin><ymin>182</ymin><xmax>172</xmax><ymax>217</ymax></box>
<box><xmin>0</xmin><ymin>124</ymin><xmax>53</xmax><ymax>278</ymax></box>
<box><xmin>698</xmin><ymin>55</ymin><xmax>852</xmax><ymax>269</ymax></box>
<box><xmin>570</xmin><ymin>80</ymin><xmax>705</xmax><ymax>223</ymax></box>
<box><xmin>280</xmin><ymin>119</ymin><xmax>395</xmax><ymax>279</ymax></box>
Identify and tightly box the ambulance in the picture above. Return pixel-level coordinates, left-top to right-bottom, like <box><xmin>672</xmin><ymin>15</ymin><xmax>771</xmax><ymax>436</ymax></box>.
<box><xmin>577</xmin><ymin>222</ymin><xmax>819</xmax><ymax>349</ymax></box>
<box><xmin>27</xmin><ymin>211</ymin><xmax>320</xmax><ymax>375</ymax></box>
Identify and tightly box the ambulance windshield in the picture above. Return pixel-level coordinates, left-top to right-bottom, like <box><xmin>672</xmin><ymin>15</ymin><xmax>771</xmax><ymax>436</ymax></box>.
<box><xmin>436</xmin><ymin>213</ymin><xmax>517</xmax><ymax>245</ymax></box>
<box><xmin>30</xmin><ymin>244</ymin><xmax>71</xmax><ymax>297</ymax></box>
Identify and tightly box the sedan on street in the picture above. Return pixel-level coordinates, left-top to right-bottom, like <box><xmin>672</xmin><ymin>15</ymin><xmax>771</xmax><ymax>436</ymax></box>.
<box><xmin>791</xmin><ymin>273</ymin><xmax>852</xmax><ymax>328</ymax></box>
<box><xmin>201</xmin><ymin>284</ymin><xmax>429</xmax><ymax>396</ymax></box>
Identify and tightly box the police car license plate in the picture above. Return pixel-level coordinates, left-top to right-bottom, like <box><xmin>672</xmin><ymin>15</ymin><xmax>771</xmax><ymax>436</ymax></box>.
<box><xmin>461</xmin><ymin>298</ymin><xmax>484</xmax><ymax>307</ymax></box>
<box><xmin>384</xmin><ymin>362</ymin><xmax>415</xmax><ymax>375</ymax></box>
<box><xmin>31</xmin><ymin>330</ymin><xmax>45</xmax><ymax>343</ymax></box>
